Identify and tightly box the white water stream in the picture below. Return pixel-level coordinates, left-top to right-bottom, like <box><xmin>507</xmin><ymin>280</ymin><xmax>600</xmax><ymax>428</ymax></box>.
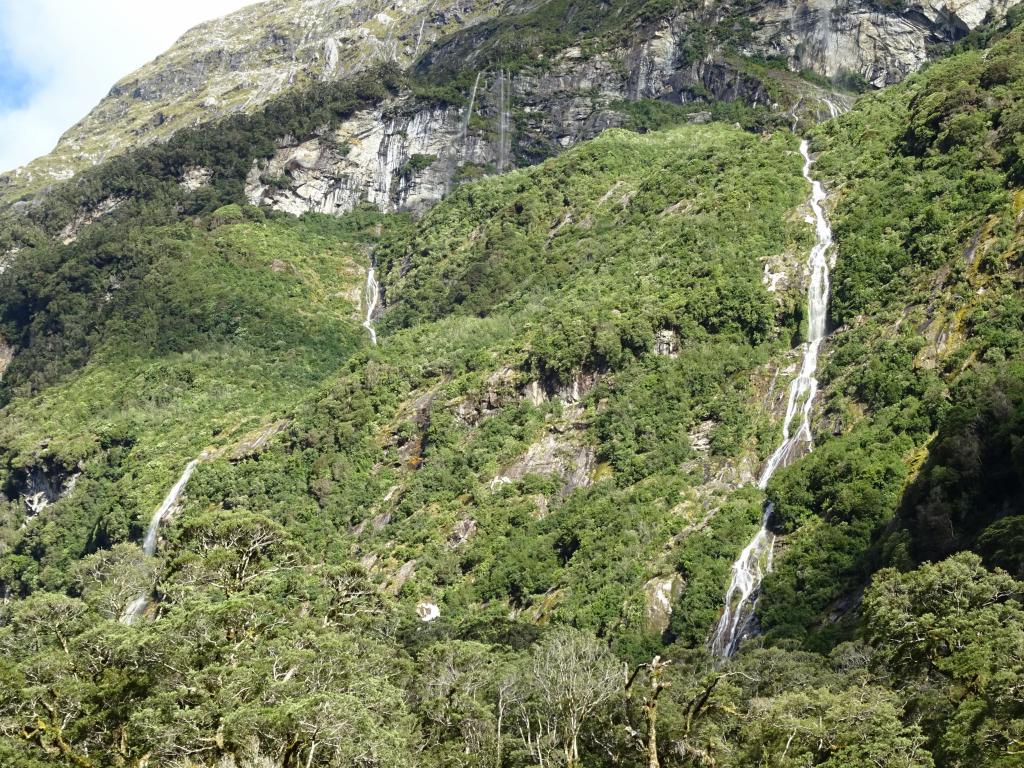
<box><xmin>461</xmin><ymin>71</ymin><xmax>483</xmax><ymax>151</ymax></box>
<box><xmin>497</xmin><ymin>70</ymin><xmax>510</xmax><ymax>172</ymax></box>
<box><xmin>363</xmin><ymin>265</ymin><xmax>380</xmax><ymax>345</ymax></box>
<box><xmin>120</xmin><ymin>458</ymin><xmax>201</xmax><ymax>624</ymax></box>
<box><xmin>415</xmin><ymin>17</ymin><xmax>427</xmax><ymax>52</ymax></box>
<box><xmin>710</xmin><ymin>140</ymin><xmax>833</xmax><ymax>657</ymax></box>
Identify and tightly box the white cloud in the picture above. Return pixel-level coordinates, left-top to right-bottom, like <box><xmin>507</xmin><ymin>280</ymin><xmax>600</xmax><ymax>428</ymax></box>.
<box><xmin>0</xmin><ymin>0</ymin><xmax>255</xmax><ymax>172</ymax></box>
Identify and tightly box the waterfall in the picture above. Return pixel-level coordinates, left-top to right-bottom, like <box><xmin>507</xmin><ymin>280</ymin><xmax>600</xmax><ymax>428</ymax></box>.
<box><xmin>787</xmin><ymin>97</ymin><xmax>804</xmax><ymax>133</ymax></box>
<box><xmin>497</xmin><ymin>70</ymin><xmax>510</xmax><ymax>172</ymax></box>
<box><xmin>710</xmin><ymin>139</ymin><xmax>833</xmax><ymax>657</ymax></box>
<box><xmin>363</xmin><ymin>264</ymin><xmax>380</xmax><ymax>345</ymax></box>
<box><xmin>120</xmin><ymin>458</ymin><xmax>201</xmax><ymax>624</ymax></box>
<box><xmin>822</xmin><ymin>97</ymin><xmax>841</xmax><ymax>119</ymax></box>
<box><xmin>142</xmin><ymin>459</ymin><xmax>200</xmax><ymax>556</ymax></box>
<box><xmin>415</xmin><ymin>17</ymin><xmax>427</xmax><ymax>52</ymax></box>
<box><xmin>461</xmin><ymin>71</ymin><xmax>483</xmax><ymax>153</ymax></box>
<box><xmin>415</xmin><ymin>1</ymin><xmax>436</xmax><ymax>54</ymax></box>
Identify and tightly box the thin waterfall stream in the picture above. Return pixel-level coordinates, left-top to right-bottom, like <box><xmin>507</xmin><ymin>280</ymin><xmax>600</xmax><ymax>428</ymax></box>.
<box><xmin>497</xmin><ymin>70</ymin><xmax>510</xmax><ymax>172</ymax></box>
<box><xmin>120</xmin><ymin>457</ymin><xmax>202</xmax><ymax>624</ymax></box>
<box><xmin>461</xmin><ymin>71</ymin><xmax>483</xmax><ymax>152</ymax></box>
<box><xmin>709</xmin><ymin>139</ymin><xmax>833</xmax><ymax>657</ymax></box>
<box><xmin>363</xmin><ymin>263</ymin><xmax>380</xmax><ymax>345</ymax></box>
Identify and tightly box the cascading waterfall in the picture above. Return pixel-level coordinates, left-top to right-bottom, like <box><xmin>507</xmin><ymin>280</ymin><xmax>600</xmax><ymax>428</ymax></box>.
<box><xmin>497</xmin><ymin>71</ymin><xmax>505</xmax><ymax>172</ymax></box>
<box><xmin>461</xmin><ymin>71</ymin><xmax>483</xmax><ymax>152</ymax></box>
<box><xmin>363</xmin><ymin>263</ymin><xmax>380</xmax><ymax>345</ymax></box>
<box><xmin>710</xmin><ymin>139</ymin><xmax>833</xmax><ymax>657</ymax></box>
<box><xmin>120</xmin><ymin>458</ymin><xmax>201</xmax><ymax>624</ymax></box>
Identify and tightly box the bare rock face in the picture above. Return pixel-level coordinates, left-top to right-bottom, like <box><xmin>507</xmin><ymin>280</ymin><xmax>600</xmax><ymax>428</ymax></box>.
<box><xmin>490</xmin><ymin>433</ymin><xmax>596</xmax><ymax>495</ymax></box>
<box><xmin>448</xmin><ymin>519</ymin><xmax>478</xmax><ymax>548</ymax></box>
<box><xmin>746</xmin><ymin>0</ymin><xmax>1022</xmax><ymax>86</ymax></box>
<box><xmin>1</xmin><ymin>0</ymin><xmax>505</xmax><ymax>199</ymax></box>
<box><xmin>0</xmin><ymin>342</ymin><xmax>12</xmax><ymax>381</ymax></box>
<box><xmin>58</xmin><ymin>196</ymin><xmax>125</xmax><ymax>245</ymax></box>
<box><xmin>644</xmin><ymin>574</ymin><xmax>683</xmax><ymax>634</ymax></box>
<box><xmin>3</xmin><ymin>459</ymin><xmax>81</xmax><ymax>519</ymax></box>
<box><xmin>244</xmin><ymin>0</ymin><xmax>1020</xmax><ymax>218</ymax></box>
<box><xmin>180</xmin><ymin>166</ymin><xmax>213</xmax><ymax>191</ymax></box>
<box><xmin>655</xmin><ymin>329</ymin><xmax>680</xmax><ymax>357</ymax></box>
<box><xmin>388</xmin><ymin>559</ymin><xmax>417</xmax><ymax>594</ymax></box>
<box><xmin>246</xmin><ymin>105</ymin><xmax>476</xmax><ymax>215</ymax></box>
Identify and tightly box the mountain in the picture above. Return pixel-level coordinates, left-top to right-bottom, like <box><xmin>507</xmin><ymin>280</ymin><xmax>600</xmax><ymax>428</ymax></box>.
<box><xmin>0</xmin><ymin>1</ymin><xmax>1023</xmax><ymax>767</ymax></box>
<box><xmin>2</xmin><ymin>0</ymin><xmax>1017</xmax><ymax>204</ymax></box>
<box><xmin>0</xmin><ymin>0</ymin><xmax>504</xmax><ymax>203</ymax></box>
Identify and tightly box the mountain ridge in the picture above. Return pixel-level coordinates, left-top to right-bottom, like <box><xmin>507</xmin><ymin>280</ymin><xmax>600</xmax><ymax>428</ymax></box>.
<box><xmin>3</xmin><ymin>0</ymin><xmax>1019</xmax><ymax>207</ymax></box>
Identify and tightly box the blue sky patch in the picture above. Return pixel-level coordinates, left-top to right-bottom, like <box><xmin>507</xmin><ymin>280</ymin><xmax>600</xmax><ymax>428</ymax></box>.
<box><xmin>0</xmin><ymin>46</ymin><xmax>36</xmax><ymax>112</ymax></box>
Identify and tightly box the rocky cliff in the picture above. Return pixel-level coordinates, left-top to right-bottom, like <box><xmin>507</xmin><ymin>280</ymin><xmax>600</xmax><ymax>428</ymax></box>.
<box><xmin>246</xmin><ymin>23</ymin><xmax>834</xmax><ymax>217</ymax></box>
<box><xmin>747</xmin><ymin>0</ymin><xmax>1023</xmax><ymax>85</ymax></box>
<box><xmin>250</xmin><ymin>0</ymin><xmax>1021</xmax><ymax>217</ymax></box>
<box><xmin>0</xmin><ymin>0</ymin><xmax>503</xmax><ymax>201</ymax></box>
<box><xmin>3</xmin><ymin>0</ymin><xmax>1018</xmax><ymax>209</ymax></box>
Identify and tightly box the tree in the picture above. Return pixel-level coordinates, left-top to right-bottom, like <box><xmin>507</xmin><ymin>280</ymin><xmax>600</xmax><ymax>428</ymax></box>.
<box><xmin>625</xmin><ymin>655</ymin><xmax>671</xmax><ymax>768</ymax></box>
<box><xmin>165</xmin><ymin>510</ymin><xmax>301</xmax><ymax>597</ymax></box>
<box><xmin>741</xmin><ymin>685</ymin><xmax>933</xmax><ymax>767</ymax></box>
<box><xmin>0</xmin><ymin>594</ymin><xmax>98</xmax><ymax>766</ymax></box>
<box><xmin>414</xmin><ymin>641</ymin><xmax>501</xmax><ymax>765</ymax></box>
<box><xmin>863</xmin><ymin>553</ymin><xmax>1024</xmax><ymax>765</ymax></box>
<box><xmin>72</xmin><ymin>543</ymin><xmax>159</xmax><ymax>620</ymax></box>
<box><xmin>509</xmin><ymin>628</ymin><xmax>622</xmax><ymax>768</ymax></box>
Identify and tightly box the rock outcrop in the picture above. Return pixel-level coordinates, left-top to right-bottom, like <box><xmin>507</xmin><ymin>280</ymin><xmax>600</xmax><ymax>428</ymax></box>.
<box><xmin>644</xmin><ymin>574</ymin><xmax>684</xmax><ymax>634</ymax></box>
<box><xmin>489</xmin><ymin>434</ymin><xmax>596</xmax><ymax>496</ymax></box>
<box><xmin>7</xmin><ymin>0</ymin><xmax>1017</xmax><ymax>209</ymax></box>
<box><xmin>246</xmin><ymin>105</ymin><xmax>473</xmax><ymax>215</ymax></box>
<box><xmin>3</xmin><ymin>459</ymin><xmax>81</xmax><ymax>518</ymax></box>
<box><xmin>246</xmin><ymin>0</ymin><xmax>1019</xmax><ymax>218</ymax></box>
<box><xmin>0</xmin><ymin>342</ymin><xmax>12</xmax><ymax>381</ymax></box>
<box><xmin>747</xmin><ymin>0</ymin><xmax>1023</xmax><ymax>86</ymax></box>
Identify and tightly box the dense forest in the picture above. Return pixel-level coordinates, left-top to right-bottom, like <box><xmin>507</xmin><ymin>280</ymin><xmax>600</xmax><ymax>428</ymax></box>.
<box><xmin>0</xmin><ymin>2</ymin><xmax>1022</xmax><ymax>767</ymax></box>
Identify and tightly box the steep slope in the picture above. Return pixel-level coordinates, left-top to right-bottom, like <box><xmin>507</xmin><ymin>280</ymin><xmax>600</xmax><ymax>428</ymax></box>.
<box><xmin>0</xmin><ymin>0</ymin><xmax>503</xmax><ymax>202</ymax></box>
<box><xmin>0</xmin><ymin>3</ymin><xmax>1022</xmax><ymax>768</ymax></box>
<box><xmin>0</xmin><ymin>116</ymin><xmax>818</xmax><ymax>767</ymax></box>
<box><xmin>3</xmin><ymin>0</ymin><xmax>1018</xmax><ymax>207</ymax></box>
<box><xmin>0</xmin><ymin>210</ymin><xmax>377</xmax><ymax>593</ymax></box>
<box><xmin>758</xmin><ymin>19</ymin><xmax>1024</xmax><ymax>648</ymax></box>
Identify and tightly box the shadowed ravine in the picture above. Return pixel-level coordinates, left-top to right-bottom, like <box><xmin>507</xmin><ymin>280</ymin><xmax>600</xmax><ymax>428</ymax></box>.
<box><xmin>710</xmin><ymin>138</ymin><xmax>834</xmax><ymax>657</ymax></box>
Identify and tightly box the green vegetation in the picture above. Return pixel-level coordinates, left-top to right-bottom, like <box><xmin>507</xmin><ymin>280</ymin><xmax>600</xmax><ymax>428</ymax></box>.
<box><xmin>417</xmin><ymin>0</ymin><xmax>688</xmax><ymax>77</ymax></box>
<box><xmin>754</xmin><ymin>19</ymin><xmax>1024</xmax><ymax>654</ymax></box>
<box><xmin>613</xmin><ymin>97</ymin><xmax>788</xmax><ymax>135</ymax></box>
<box><xmin>0</xmin><ymin>212</ymin><xmax>382</xmax><ymax>595</ymax></box>
<box><xmin>0</xmin><ymin>11</ymin><xmax>1022</xmax><ymax>768</ymax></box>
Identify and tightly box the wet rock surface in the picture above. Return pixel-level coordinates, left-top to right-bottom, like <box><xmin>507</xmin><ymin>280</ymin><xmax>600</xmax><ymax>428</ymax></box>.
<box><xmin>244</xmin><ymin>0</ymin><xmax>1018</xmax><ymax>218</ymax></box>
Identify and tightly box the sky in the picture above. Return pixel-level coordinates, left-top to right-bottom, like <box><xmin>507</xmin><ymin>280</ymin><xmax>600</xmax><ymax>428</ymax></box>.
<box><xmin>0</xmin><ymin>0</ymin><xmax>256</xmax><ymax>172</ymax></box>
